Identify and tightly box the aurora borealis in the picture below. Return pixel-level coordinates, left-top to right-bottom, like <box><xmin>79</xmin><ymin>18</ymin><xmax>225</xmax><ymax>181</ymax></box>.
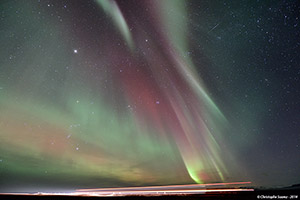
<box><xmin>0</xmin><ymin>0</ymin><xmax>299</xmax><ymax>192</ymax></box>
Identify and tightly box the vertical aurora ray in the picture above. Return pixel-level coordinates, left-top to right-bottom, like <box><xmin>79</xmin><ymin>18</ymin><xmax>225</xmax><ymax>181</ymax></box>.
<box><xmin>96</xmin><ymin>0</ymin><xmax>134</xmax><ymax>50</ymax></box>
<box><xmin>96</xmin><ymin>0</ymin><xmax>230</xmax><ymax>183</ymax></box>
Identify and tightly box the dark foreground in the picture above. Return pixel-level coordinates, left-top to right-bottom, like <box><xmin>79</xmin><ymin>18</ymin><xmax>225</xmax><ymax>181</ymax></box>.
<box><xmin>1</xmin><ymin>183</ymin><xmax>299</xmax><ymax>199</ymax></box>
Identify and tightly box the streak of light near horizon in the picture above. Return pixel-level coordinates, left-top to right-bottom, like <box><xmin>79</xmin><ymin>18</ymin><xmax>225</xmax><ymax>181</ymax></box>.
<box><xmin>0</xmin><ymin>188</ymin><xmax>254</xmax><ymax>197</ymax></box>
<box><xmin>77</xmin><ymin>182</ymin><xmax>252</xmax><ymax>192</ymax></box>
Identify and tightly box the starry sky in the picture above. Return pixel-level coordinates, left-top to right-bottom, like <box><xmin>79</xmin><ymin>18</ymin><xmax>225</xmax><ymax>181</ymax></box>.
<box><xmin>0</xmin><ymin>0</ymin><xmax>299</xmax><ymax>192</ymax></box>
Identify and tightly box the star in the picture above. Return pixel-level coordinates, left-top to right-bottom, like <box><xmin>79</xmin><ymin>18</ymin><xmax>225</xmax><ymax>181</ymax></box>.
<box><xmin>73</xmin><ymin>49</ymin><xmax>78</xmax><ymax>54</ymax></box>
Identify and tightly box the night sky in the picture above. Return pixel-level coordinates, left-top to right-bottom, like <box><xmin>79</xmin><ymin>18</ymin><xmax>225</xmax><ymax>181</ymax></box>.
<box><xmin>0</xmin><ymin>0</ymin><xmax>299</xmax><ymax>192</ymax></box>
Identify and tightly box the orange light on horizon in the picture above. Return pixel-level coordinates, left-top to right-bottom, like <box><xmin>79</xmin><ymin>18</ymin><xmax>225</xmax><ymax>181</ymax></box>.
<box><xmin>76</xmin><ymin>181</ymin><xmax>252</xmax><ymax>192</ymax></box>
